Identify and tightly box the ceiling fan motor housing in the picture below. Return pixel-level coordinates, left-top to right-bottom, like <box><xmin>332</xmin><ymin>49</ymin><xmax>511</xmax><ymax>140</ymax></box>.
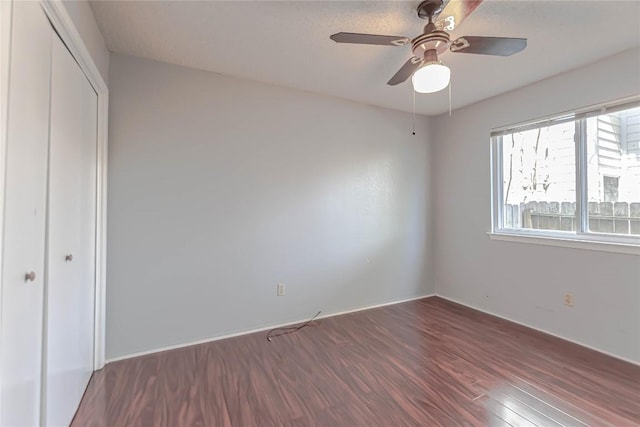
<box><xmin>412</xmin><ymin>29</ymin><xmax>450</xmax><ymax>59</ymax></box>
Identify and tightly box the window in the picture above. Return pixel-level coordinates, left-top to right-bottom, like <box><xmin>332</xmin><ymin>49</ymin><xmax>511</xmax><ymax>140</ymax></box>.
<box><xmin>491</xmin><ymin>98</ymin><xmax>640</xmax><ymax>246</ymax></box>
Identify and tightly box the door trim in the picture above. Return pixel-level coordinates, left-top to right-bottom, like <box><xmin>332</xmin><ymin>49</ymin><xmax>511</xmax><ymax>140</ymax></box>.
<box><xmin>39</xmin><ymin>0</ymin><xmax>108</xmax><ymax>370</ymax></box>
<box><xmin>0</xmin><ymin>0</ymin><xmax>13</xmax><ymax>420</ymax></box>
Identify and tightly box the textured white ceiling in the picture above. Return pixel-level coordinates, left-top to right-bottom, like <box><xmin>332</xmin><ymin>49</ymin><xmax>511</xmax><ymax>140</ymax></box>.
<box><xmin>90</xmin><ymin>0</ymin><xmax>640</xmax><ymax>115</ymax></box>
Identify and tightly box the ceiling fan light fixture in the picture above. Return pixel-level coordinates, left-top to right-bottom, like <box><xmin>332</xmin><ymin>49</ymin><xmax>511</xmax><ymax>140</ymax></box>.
<box><xmin>412</xmin><ymin>61</ymin><xmax>450</xmax><ymax>93</ymax></box>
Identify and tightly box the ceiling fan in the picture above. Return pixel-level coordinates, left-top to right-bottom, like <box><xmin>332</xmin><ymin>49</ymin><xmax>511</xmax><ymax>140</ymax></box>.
<box><xmin>330</xmin><ymin>0</ymin><xmax>527</xmax><ymax>93</ymax></box>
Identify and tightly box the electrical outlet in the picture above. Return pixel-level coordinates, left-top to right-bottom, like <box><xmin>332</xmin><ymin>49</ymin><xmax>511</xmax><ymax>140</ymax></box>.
<box><xmin>564</xmin><ymin>293</ymin><xmax>574</xmax><ymax>307</ymax></box>
<box><xmin>277</xmin><ymin>283</ymin><xmax>285</xmax><ymax>296</ymax></box>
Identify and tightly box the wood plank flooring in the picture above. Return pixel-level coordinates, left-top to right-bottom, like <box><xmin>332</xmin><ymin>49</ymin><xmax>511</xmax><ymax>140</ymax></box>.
<box><xmin>72</xmin><ymin>297</ymin><xmax>640</xmax><ymax>426</ymax></box>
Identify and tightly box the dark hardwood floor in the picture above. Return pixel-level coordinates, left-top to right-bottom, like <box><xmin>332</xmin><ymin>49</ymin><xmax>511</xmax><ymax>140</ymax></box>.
<box><xmin>72</xmin><ymin>297</ymin><xmax>640</xmax><ymax>426</ymax></box>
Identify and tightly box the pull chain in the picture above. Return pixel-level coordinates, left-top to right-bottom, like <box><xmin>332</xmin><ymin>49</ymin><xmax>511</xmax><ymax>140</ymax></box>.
<box><xmin>412</xmin><ymin>88</ymin><xmax>416</xmax><ymax>135</ymax></box>
<box><xmin>448</xmin><ymin>79</ymin><xmax>452</xmax><ymax>117</ymax></box>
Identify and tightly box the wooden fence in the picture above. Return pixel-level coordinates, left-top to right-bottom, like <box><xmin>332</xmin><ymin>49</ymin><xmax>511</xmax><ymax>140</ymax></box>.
<box><xmin>504</xmin><ymin>201</ymin><xmax>640</xmax><ymax>235</ymax></box>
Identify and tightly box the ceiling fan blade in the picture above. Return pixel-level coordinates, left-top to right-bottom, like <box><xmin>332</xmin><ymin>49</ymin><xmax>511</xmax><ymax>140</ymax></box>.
<box><xmin>435</xmin><ymin>0</ymin><xmax>483</xmax><ymax>31</ymax></box>
<box><xmin>330</xmin><ymin>32</ymin><xmax>410</xmax><ymax>46</ymax></box>
<box><xmin>450</xmin><ymin>36</ymin><xmax>527</xmax><ymax>56</ymax></box>
<box><xmin>387</xmin><ymin>57</ymin><xmax>422</xmax><ymax>86</ymax></box>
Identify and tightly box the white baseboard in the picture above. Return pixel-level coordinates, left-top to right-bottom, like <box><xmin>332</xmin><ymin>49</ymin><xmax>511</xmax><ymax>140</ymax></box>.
<box><xmin>436</xmin><ymin>295</ymin><xmax>640</xmax><ymax>367</ymax></box>
<box><xmin>106</xmin><ymin>293</ymin><xmax>436</xmax><ymax>364</ymax></box>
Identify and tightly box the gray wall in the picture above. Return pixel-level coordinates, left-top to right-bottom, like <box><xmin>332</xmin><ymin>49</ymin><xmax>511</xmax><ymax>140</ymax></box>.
<box><xmin>62</xmin><ymin>0</ymin><xmax>109</xmax><ymax>83</ymax></box>
<box><xmin>106</xmin><ymin>54</ymin><xmax>434</xmax><ymax>360</ymax></box>
<box><xmin>433</xmin><ymin>48</ymin><xmax>640</xmax><ymax>363</ymax></box>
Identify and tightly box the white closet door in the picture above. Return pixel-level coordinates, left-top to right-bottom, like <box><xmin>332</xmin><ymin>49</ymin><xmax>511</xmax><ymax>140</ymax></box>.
<box><xmin>0</xmin><ymin>2</ymin><xmax>51</xmax><ymax>426</ymax></box>
<box><xmin>44</xmin><ymin>32</ymin><xmax>98</xmax><ymax>427</ymax></box>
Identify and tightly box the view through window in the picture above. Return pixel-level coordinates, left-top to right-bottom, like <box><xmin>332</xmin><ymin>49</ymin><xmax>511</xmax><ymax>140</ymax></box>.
<box><xmin>493</xmin><ymin>101</ymin><xmax>640</xmax><ymax>239</ymax></box>
<box><xmin>586</xmin><ymin>108</ymin><xmax>640</xmax><ymax>235</ymax></box>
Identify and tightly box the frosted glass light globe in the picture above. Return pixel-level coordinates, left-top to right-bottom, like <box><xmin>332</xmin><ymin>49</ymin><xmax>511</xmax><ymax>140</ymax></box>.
<box><xmin>412</xmin><ymin>62</ymin><xmax>451</xmax><ymax>93</ymax></box>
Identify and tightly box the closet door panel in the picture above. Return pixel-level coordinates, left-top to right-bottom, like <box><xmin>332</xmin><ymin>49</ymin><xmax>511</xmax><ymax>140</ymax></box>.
<box><xmin>0</xmin><ymin>2</ymin><xmax>51</xmax><ymax>425</ymax></box>
<box><xmin>45</xmin><ymin>33</ymin><xmax>97</xmax><ymax>427</ymax></box>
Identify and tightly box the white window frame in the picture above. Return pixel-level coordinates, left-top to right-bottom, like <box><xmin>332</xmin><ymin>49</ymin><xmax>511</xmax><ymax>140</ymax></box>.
<box><xmin>489</xmin><ymin>97</ymin><xmax>640</xmax><ymax>255</ymax></box>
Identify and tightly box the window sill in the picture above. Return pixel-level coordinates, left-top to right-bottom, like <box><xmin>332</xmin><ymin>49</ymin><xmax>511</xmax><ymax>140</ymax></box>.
<box><xmin>487</xmin><ymin>232</ymin><xmax>640</xmax><ymax>255</ymax></box>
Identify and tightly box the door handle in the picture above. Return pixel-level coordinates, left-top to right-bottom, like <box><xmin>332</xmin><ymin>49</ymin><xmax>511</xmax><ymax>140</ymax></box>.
<box><xmin>24</xmin><ymin>271</ymin><xmax>36</xmax><ymax>282</ymax></box>
<box><xmin>65</xmin><ymin>254</ymin><xmax>73</xmax><ymax>262</ymax></box>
